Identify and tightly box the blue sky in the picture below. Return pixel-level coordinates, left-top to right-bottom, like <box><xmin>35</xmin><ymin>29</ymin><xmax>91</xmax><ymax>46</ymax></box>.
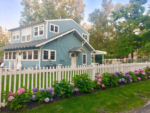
<box><xmin>0</xmin><ymin>0</ymin><xmax>149</xmax><ymax>30</ymax></box>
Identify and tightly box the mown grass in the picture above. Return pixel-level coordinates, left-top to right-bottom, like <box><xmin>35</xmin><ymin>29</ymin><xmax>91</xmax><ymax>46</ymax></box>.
<box><xmin>20</xmin><ymin>79</ymin><xmax>150</xmax><ymax>113</ymax></box>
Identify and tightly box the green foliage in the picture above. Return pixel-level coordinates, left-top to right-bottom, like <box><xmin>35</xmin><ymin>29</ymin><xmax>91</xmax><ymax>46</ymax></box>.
<box><xmin>73</xmin><ymin>73</ymin><xmax>94</xmax><ymax>93</ymax></box>
<box><xmin>52</xmin><ymin>79</ymin><xmax>74</xmax><ymax>97</ymax></box>
<box><xmin>103</xmin><ymin>73</ymin><xmax>119</xmax><ymax>87</ymax></box>
<box><xmin>34</xmin><ymin>90</ymin><xmax>53</xmax><ymax>103</ymax></box>
<box><xmin>20</xmin><ymin>0</ymin><xmax>85</xmax><ymax>25</ymax></box>
<box><xmin>129</xmin><ymin>71</ymin><xmax>137</xmax><ymax>82</ymax></box>
<box><xmin>5</xmin><ymin>89</ymin><xmax>32</xmax><ymax>110</ymax></box>
<box><xmin>101</xmin><ymin>75</ymin><xmax>109</xmax><ymax>87</ymax></box>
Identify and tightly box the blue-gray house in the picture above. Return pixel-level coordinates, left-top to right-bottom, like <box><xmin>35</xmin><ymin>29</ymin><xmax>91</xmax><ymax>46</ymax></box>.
<box><xmin>0</xmin><ymin>19</ymin><xmax>96</xmax><ymax>69</ymax></box>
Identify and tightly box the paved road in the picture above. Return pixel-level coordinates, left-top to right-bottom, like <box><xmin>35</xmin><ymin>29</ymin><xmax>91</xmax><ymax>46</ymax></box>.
<box><xmin>130</xmin><ymin>101</ymin><xmax>150</xmax><ymax>113</ymax></box>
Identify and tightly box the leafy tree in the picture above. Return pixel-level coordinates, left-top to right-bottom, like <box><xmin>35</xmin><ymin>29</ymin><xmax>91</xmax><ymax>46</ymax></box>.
<box><xmin>88</xmin><ymin>0</ymin><xmax>118</xmax><ymax>58</ymax></box>
<box><xmin>0</xmin><ymin>26</ymin><xmax>10</xmax><ymax>56</ymax></box>
<box><xmin>112</xmin><ymin>0</ymin><xmax>147</xmax><ymax>58</ymax></box>
<box><xmin>20</xmin><ymin>0</ymin><xmax>85</xmax><ymax>26</ymax></box>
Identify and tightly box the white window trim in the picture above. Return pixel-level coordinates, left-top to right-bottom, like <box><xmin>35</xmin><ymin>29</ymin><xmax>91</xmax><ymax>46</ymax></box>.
<box><xmin>49</xmin><ymin>23</ymin><xmax>59</xmax><ymax>34</ymax></box>
<box><xmin>82</xmin><ymin>53</ymin><xmax>87</xmax><ymax>65</ymax></box>
<box><xmin>4</xmin><ymin>51</ymin><xmax>17</xmax><ymax>60</ymax></box>
<box><xmin>12</xmin><ymin>30</ymin><xmax>20</xmax><ymax>41</ymax></box>
<box><xmin>22</xmin><ymin>49</ymin><xmax>39</xmax><ymax>61</ymax></box>
<box><xmin>42</xmin><ymin>49</ymin><xmax>56</xmax><ymax>61</ymax></box>
<box><xmin>33</xmin><ymin>24</ymin><xmax>44</xmax><ymax>37</ymax></box>
<box><xmin>82</xmin><ymin>33</ymin><xmax>88</xmax><ymax>40</ymax></box>
<box><xmin>21</xmin><ymin>28</ymin><xmax>32</xmax><ymax>43</ymax></box>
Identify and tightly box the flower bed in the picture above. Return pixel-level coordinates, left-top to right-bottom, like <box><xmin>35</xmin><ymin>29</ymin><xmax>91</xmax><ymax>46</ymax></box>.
<box><xmin>2</xmin><ymin>66</ymin><xmax>150</xmax><ymax>111</ymax></box>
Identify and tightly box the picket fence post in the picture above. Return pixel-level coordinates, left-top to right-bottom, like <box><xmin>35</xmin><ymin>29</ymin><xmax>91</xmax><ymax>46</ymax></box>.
<box><xmin>91</xmin><ymin>64</ymin><xmax>96</xmax><ymax>80</ymax></box>
<box><xmin>58</xmin><ymin>64</ymin><xmax>62</xmax><ymax>83</ymax></box>
<box><xmin>0</xmin><ymin>66</ymin><xmax>2</xmax><ymax>108</ymax></box>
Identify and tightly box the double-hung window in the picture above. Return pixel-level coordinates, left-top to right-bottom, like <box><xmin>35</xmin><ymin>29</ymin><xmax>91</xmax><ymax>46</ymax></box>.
<box><xmin>34</xmin><ymin>27</ymin><xmax>38</xmax><ymax>36</ymax></box>
<box><xmin>50</xmin><ymin>51</ymin><xmax>56</xmax><ymax>61</ymax></box>
<box><xmin>43</xmin><ymin>50</ymin><xmax>49</xmax><ymax>60</ymax></box>
<box><xmin>28</xmin><ymin>51</ymin><xmax>32</xmax><ymax>59</ymax></box>
<box><xmin>50</xmin><ymin>24</ymin><xmax>59</xmax><ymax>33</ymax></box>
<box><xmin>34</xmin><ymin>25</ymin><xmax>44</xmax><ymax>37</ymax></box>
<box><xmin>43</xmin><ymin>50</ymin><xmax>56</xmax><ymax>61</ymax></box>
<box><xmin>82</xmin><ymin>33</ymin><xmax>88</xmax><ymax>40</ymax></box>
<box><xmin>23</xmin><ymin>51</ymin><xmax>27</xmax><ymax>60</ymax></box>
<box><xmin>9</xmin><ymin>52</ymin><xmax>12</xmax><ymax>59</ymax></box>
<box><xmin>5</xmin><ymin>52</ymin><xmax>16</xmax><ymax>60</ymax></box>
<box><xmin>22</xmin><ymin>28</ymin><xmax>31</xmax><ymax>42</ymax></box>
<box><xmin>33</xmin><ymin>50</ymin><xmax>38</xmax><ymax>59</ymax></box>
<box><xmin>83</xmin><ymin>54</ymin><xmax>87</xmax><ymax>65</ymax></box>
<box><xmin>22</xmin><ymin>50</ymin><xmax>38</xmax><ymax>60</ymax></box>
<box><xmin>12</xmin><ymin>31</ymin><xmax>20</xmax><ymax>40</ymax></box>
<box><xmin>5</xmin><ymin>52</ymin><xmax>8</xmax><ymax>59</ymax></box>
<box><xmin>13</xmin><ymin>52</ymin><xmax>16</xmax><ymax>59</ymax></box>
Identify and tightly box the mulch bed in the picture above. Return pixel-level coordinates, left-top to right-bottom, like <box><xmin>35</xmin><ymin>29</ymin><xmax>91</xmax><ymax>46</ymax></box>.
<box><xmin>0</xmin><ymin>82</ymin><xmax>140</xmax><ymax>113</ymax></box>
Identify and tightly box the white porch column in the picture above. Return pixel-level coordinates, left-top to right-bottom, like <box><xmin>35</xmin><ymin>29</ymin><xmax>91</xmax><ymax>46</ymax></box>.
<box><xmin>102</xmin><ymin>54</ymin><xmax>104</xmax><ymax>64</ymax></box>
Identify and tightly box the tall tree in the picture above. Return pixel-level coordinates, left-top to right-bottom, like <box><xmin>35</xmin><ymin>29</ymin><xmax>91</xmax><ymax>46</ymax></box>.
<box><xmin>112</xmin><ymin>0</ymin><xmax>147</xmax><ymax>58</ymax></box>
<box><xmin>20</xmin><ymin>0</ymin><xmax>85</xmax><ymax>26</ymax></box>
<box><xmin>0</xmin><ymin>26</ymin><xmax>10</xmax><ymax>56</ymax></box>
<box><xmin>88</xmin><ymin>0</ymin><xmax>117</xmax><ymax>58</ymax></box>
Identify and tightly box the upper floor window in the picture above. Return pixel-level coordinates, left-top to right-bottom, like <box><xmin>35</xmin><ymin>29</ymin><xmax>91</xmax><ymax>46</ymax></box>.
<box><xmin>82</xmin><ymin>33</ymin><xmax>88</xmax><ymax>40</ymax></box>
<box><xmin>12</xmin><ymin>31</ymin><xmax>20</xmax><ymax>40</ymax></box>
<box><xmin>50</xmin><ymin>24</ymin><xmax>59</xmax><ymax>33</ymax></box>
<box><xmin>22</xmin><ymin>28</ymin><xmax>31</xmax><ymax>42</ymax></box>
<box><xmin>34</xmin><ymin>25</ymin><xmax>44</xmax><ymax>37</ymax></box>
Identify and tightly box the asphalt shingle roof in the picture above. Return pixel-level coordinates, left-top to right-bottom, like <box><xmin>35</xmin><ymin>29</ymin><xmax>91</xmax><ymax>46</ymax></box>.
<box><xmin>0</xmin><ymin>29</ymin><xmax>74</xmax><ymax>50</ymax></box>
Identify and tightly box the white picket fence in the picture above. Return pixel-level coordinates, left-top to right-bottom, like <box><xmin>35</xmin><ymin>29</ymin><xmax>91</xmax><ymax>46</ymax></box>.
<box><xmin>0</xmin><ymin>62</ymin><xmax>150</xmax><ymax>108</ymax></box>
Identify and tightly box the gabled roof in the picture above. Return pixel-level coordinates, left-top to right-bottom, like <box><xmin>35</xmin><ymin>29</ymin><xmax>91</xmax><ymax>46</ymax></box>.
<box><xmin>9</xmin><ymin>21</ymin><xmax>45</xmax><ymax>31</ymax></box>
<box><xmin>8</xmin><ymin>19</ymin><xmax>89</xmax><ymax>35</ymax></box>
<box><xmin>0</xmin><ymin>29</ymin><xmax>95</xmax><ymax>51</ymax></box>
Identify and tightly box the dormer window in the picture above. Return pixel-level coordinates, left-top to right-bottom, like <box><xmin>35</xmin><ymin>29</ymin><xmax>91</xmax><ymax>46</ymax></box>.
<box><xmin>22</xmin><ymin>28</ymin><xmax>31</xmax><ymax>42</ymax></box>
<box><xmin>34</xmin><ymin>25</ymin><xmax>44</xmax><ymax>37</ymax></box>
<box><xmin>12</xmin><ymin>31</ymin><xmax>20</xmax><ymax>40</ymax></box>
<box><xmin>50</xmin><ymin>24</ymin><xmax>59</xmax><ymax>33</ymax></box>
<box><xmin>82</xmin><ymin>33</ymin><xmax>87</xmax><ymax>40</ymax></box>
<box><xmin>34</xmin><ymin>27</ymin><xmax>38</xmax><ymax>36</ymax></box>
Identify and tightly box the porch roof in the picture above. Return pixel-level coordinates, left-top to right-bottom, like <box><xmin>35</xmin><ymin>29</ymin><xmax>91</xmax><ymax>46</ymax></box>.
<box><xmin>0</xmin><ymin>39</ymin><xmax>47</xmax><ymax>50</ymax></box>
<box><xmin>69</xmin><ymin>47</ymin><xmax>85</xmax><ymax>52</ymax></box>
<box><xmin>92</xmin><ymin>50</ymin><xmax>107</xmax><ymax>55</ymax></box>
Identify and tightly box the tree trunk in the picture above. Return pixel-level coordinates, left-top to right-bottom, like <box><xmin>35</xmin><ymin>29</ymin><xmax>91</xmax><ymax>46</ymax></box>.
<box><xmin>131</xmin><ymin>51</ymin><xmax>134</xmax><ymax>63</ymax></box>
<box><xmin>131</xmin><ymin>51</ymin><xmax>134</xmax><ymax>59</ymax></box>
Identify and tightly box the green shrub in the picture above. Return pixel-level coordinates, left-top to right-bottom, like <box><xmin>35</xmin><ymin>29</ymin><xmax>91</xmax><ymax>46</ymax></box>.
<box><xmin>73</xmin><ymin>73</ymin><xmax>94</xmax><ymax>93</ymax></box>
<box><xmin>52</xmin><ymin>79</ymin><xmax>74</xmax><ymax>97</ymax></box>
<box><xmin>103</xmin><ymin>73</ymin><xmax>119</xmax><ymax>87</ymax></box>
<box><xmin>33</xmin><ymin>88</ymin><xmax>53</xmax><ymax>103</ymax></box>
<box><xmin>129</xmin><ymin>71</ymin><xmax>137</xmax><ymax>82</ymax></box>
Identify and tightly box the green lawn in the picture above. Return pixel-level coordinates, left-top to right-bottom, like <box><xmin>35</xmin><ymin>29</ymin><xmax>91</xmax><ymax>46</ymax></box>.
<box><xmin>15</xmin><ymin>79</ymin><xmax>150</xmax><ymax>113</ymax></box>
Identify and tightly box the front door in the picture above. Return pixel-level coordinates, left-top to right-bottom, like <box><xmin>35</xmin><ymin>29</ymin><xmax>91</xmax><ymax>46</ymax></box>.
<box><xmin>71</xmin><ymin>53</ymin><xmax>76</xmax><ymax>67</ymax></box>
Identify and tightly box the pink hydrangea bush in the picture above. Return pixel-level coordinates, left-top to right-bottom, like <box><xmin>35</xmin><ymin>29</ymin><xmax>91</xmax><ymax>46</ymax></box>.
<box><xmin>94</xmin><ymin>73</ymin><xmax>106</xmax><ymax>89</ymax></box>
<box><xmin>135</xmin><ymin>69</ymin><xmax>147</xmax><ymax>81</ymax></box>
<box><xmin>6</xmin><ymin>87</ymin><xmax>32</xmax><ymax>110</ymax></box>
